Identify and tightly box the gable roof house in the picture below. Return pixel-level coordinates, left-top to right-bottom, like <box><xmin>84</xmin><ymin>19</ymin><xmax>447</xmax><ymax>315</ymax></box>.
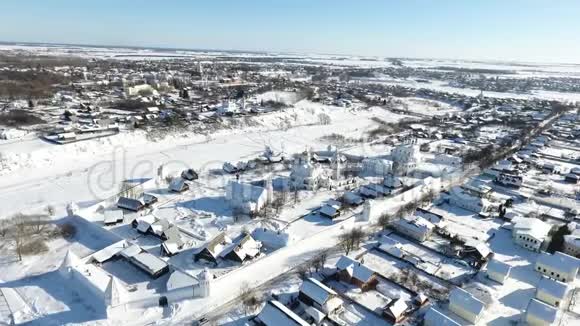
<box><xmin>448</xmin><ymin>287</ymin><xmax>486</xmax><ymax>324</ymax></box>
<box><xmin>103</xmin><ymin>209</ymin><xmax>124</xmax><ymax>225</ymax></box>
<box><xmin>392</xmin><ymin>215</ymin><xmax>435</xmax><ymax>242</ymax></box>
<box><xmin>535</xmin><ymin>277</ymin><xmax>569</xmax><ymax>308</ymax></box>
<box><xmin>161</xmin><ymin>226</ymin><xmax>185</xmax><ymax>256</ymax></box>
<box><xmin>298</xmin><ymin>278</ymin><xmax>344</xmax><ymax>315</ymax></box>
<box><xmin>382</xmin><ymin>297</ymin><xmax>409</xmax><ymax>323</ymax></box>
<box><xmin>255</xmin><ymin>300</ymin><xmax>310</xmax><ymax>326</ymax></box>
<box><xmin>525</xmin><ymin>298</ymin><xmax>559</xmax><ymax>326</ymax></box>
<box><xmin>535</xmin><ymin>251</ymin><xmax>580</xmax><ymax>283</ymax></box>
<box><xmin>448</xmin><ymin>186</ymin><xmax>494</xmax><ymax>216</ymax></box>
<box><xmin>168</xmin><ymin>177</ymin><xmax>190</xmax><ymax>193</ymax></box>
<box><xmin>319</xmin><ymin>200</ymin><xmax>342</xmax><ymax>219</ymax></box>
<box><xmin>117</xmin><ymin>197</ymin><xmax>145</xmax><ymax>212</ymax></box>
<box><xmin>335</xmin><ymin>255</ymin><xmax>378</xmax><ymax>291</ymax></box>
<box><xmin>219</xmin><ymin>232</ymin><xmax>262</xmax><ymax>263</ymax></box>
<box><xmin>486</xmin><ymin>259</ymin><xmax>512</xmax><ymax>284</ymax></box>
<box><xmin>193</xmin><ymin>232</ymin><xmax>230</xmax><ymax>265</ymax></box>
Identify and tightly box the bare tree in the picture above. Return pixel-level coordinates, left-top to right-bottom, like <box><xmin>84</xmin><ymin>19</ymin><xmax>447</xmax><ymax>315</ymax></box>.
<box><xmin>10</xmin><ymin>214</ymin><xmax>27</xmax><ymax>261</ymax></box>
<box><xmin>377</xmin><ymin>212</ymin><xmax>394</xmax><ymax>230</ymax></box>
<box><xmin>338</xmin><ymin>227</ymin><xmax>366</xmax><ymax>255</ymax></box>
<box><xmin>239</xmin><ymin>282</ymin><xmax>262</xmax><ymax>315</ymax></box>
<box><xmin>311</xmin><ymin>250</ymin><xmax>329</xmax><ymax>273</ymax></box>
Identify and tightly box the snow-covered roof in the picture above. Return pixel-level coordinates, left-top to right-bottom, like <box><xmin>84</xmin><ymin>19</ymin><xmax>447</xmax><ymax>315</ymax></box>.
<box><xmin>486</xmin><ymin>259</ymin><xmax>511</xmax><ymax>277</ymax></box>
<box><xmin>104</xmin><ymin>209</ymin><xmax>124</xmax><ymax>224</ymax></box>
<box><xmin>60</xmin><ymin>249</ymin><xmax>81</xmax><ymax>270</ymax></box>
<box><xmin>120</xmin><ymin>244</ymin><xmax>142</xmax><ymax>258</ymax></box>
<box><xmin>536</xmin><ymin>251</ymin><xmax>580</xmax><ymax>275</ymax></box>
<box><xmin>526</xmin><ymin>299</ymin><xmax>558</xmax><ymax>324</ymax></box>
<box><xmin>393</xmin><ymin>216</ymin><xmax>435</xmax><ymax>234</ymax></box>
<box><xmin>449</xmin><ymin>287</ymin><xmax>485</xmax><ymax>317</ymax></box>
<box><xmin>424</xmin><ymin>307</ymin><xmax>461</xmax><ymax>326</ymax></box>
<box><xmin>130</xmin><ymin>251</ymin><xmax>168</xmax><ymax>275</ymax></box>
<box><xmin>299</xmin><ymin>278</ymin><xmax>337</xmax><ymax>306</ymax></box>
<box><xmin>257</xmin><ymin>300</ymin><xmax>310</xmax><ymax>326</ymax></box>
<box><xmin>384</xmin><ymin>298</ymin><xmax>408</xmax><ymax>319</ymax></box>
<box><xmin>167</xmin><ymin>270</ymin><xmax>198</xmax><ymax>291</ymax></box>
<box><xmin>319</xmin><ymin>204</ymin><xmax>339</xmax><ymax>218</ymax></box>
<box><xmin>336</xmin><ymin>255</ymin><xmax>375</xmax><ymax>283</ymax></box>
<box><xmin>91</xmin><ymin>241</ymin><xmax>127</xmax><ymax>263</ymax></box>
<box><xmin>117</xmin><ymin>197</ymin><xmax>144</xmax><ymax>211</ymax></box>
<box><xmin>512</xmin><ymin>217</ymin><xmax>552</xmax><ymax>240</ymax></box>
<box><xmin>169</xmin><ymin>177</ymin><xmax>188</xmax><ymax>192</ymax></box>
<box><xmin>227</xmin><ymin>181</ymin><xmax>267</xmax><ymax>203</ymax></box>
<box><xmin>537</xmin><ymin>277</ymin><xmax>569</xmax><ymax>300</ymax></box>
<box><xmin>219</xmin><ymin>233</ymin><xmax>261</xmax><ymax>261</ymax></box>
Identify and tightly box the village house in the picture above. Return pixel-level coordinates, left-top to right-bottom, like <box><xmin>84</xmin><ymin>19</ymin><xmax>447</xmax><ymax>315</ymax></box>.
<box><xmin>218</xmin><ymin>232</ymin><xmax>262</xmax><ymax>263</ymax></box>
<box><xmin>535</xmin><ymin>277</ymin><xmax>569</xmax><ymax>308</ymax></box>
<box><xmin>448</xmin><ymin>186</ymin><xmax>494</xmax><ymax>216</ymax></box>
<box><xmin>298</xmin><ymin>278</ymin><xmax>344</xmax><ymax>315</ymax></box>
<box><xmin>486</xmin><ymin>259</ymin><xmax>512</xmax><ymax>284</ymax></box>
<box><xmin>535</xmin><ymin>251</ymin><xmax>580</xmax><ymax>283</ymax></box>
<box><xmin>334</xmin><ymin>255</ymin><xmax>378</xmax><ymax>291</ymax></box>
<box><xmin>525</xmin><ymin>299</ymin><xmax>559</xmax><ymax>326</ymax></box>
<box><xmin>382</xmin><ymin>297</ymin><xmax>409</xmax><ymax>323</ymax></box>
<box><xmin>255</xmin><ymin>300</ymin><xmax>310</xmax><ymax>326</ymax></box>
<box><xmin>512</xmin><ymin>217</ymin><xmax>552</xmax><ymax>252</ymax></box>
<box><xmin>377</xmin><ymin>235</ymin><xmax>405</xmax><ymax>258</ymax></box>
<box><xmin>392</xmin><ymin>215</ymin><xmax>435</xmax><ymax>242</ymax></box>
<box><xmin>103</xmin><ymin>209</ymin><xmax>124</xmax><ymax>225</ymax></box>
<box><xmin>319</xmin><ymin>200</ymin><xmax>342</xmax><ymax>219</ymax></box>
<box><xmin>117</xmin><ymin>196</ymin><xmax>145</xmax><ymax>212</ymax></box>
<box><xmin>194</xmin><ymin>232</ymin><xmax>230</xmax><ymax>265</ymax></box>
<box><xmin>448</xmin><ymin>287</ymin><xmax>486</xmax><ymax>324</ymax></box>
<box><xmin>168</xmin><ymin>177</ymin><xmax>190</xmax><ymax>193</ymax></box>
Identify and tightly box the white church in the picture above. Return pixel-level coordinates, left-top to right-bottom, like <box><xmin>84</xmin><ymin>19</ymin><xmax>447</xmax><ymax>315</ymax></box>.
<box><xmin>391</xmin><ymin>138</ymin><xmax>421</xmax><ymax>176</ymax></box>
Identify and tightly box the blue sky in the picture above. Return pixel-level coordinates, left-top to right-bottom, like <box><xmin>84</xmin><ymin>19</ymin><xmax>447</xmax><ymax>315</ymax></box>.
<box><xmin>1</xmin><ymin>0</ymin><xmax>579</xmax><ymax>63</ymax></box>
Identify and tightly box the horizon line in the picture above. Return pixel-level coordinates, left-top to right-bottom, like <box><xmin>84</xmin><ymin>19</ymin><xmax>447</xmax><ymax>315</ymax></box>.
<box><xmin>1</xmin><ymin>39</ymin><xmax>580</xmax><ymax>67</ymax></box>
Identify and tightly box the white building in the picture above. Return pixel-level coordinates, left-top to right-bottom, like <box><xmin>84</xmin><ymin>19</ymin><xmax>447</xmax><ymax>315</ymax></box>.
<box><xmin>226</xmin><ymin>181</ymin><xmax>269</xmax><ymax>214</ymax></box>
<box><xmin>525</xmin><ymin>299</ymin><xmax>558</xmax><ymax>326</ymax></box>
<box><xmin>392</xmin><ymin>216</ymin><xmax>435</xmax><ymax>242</ymax></box>
<box><xmin>486</xmin><ymin>259</ymin><xmax>511</xmax><ymax>284</ymax></box>
<box><xmin>535</xmin><ymin>251</ymin><xmax>580</xmax><ymax>283</ymax></box>
<box><xmin>448</xmin><ymin>287</ymin><xmax>485</xmax><ymax>324</ymax></box>
<box><xmin>563</xmin><ymin>227</ymin><xmax>580</xmax><ymax>257</ymax></box>
<box><xmin>512</xmin><ymin>217</ymin><xmax>552</xmax><ymax>252</ymax></box>
<box><xmin>535</xmin><ymin>277</ymin><xmax>569</xmax><ymax>307</ymax></box>
<box><xmin>391</xmin><ymin>138</ymin><xmax>420</xmax><ymax>176</ymax></box>
<box><xmin>362</xmin><ymin>158</ymin><xmax>393</xmax><ymax>176</ymax></box>
<box><xmin>448</xmin><ymin>186</ymin><xmax>494</xmax><ymax>215</ymax></box>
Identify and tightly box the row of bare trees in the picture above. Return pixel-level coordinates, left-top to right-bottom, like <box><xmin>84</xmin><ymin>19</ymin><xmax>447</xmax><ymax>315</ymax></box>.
<box><xmin>0</xmin><ymin>213</ymin><xmax>76</xmax><ymax>261</ymax></box>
